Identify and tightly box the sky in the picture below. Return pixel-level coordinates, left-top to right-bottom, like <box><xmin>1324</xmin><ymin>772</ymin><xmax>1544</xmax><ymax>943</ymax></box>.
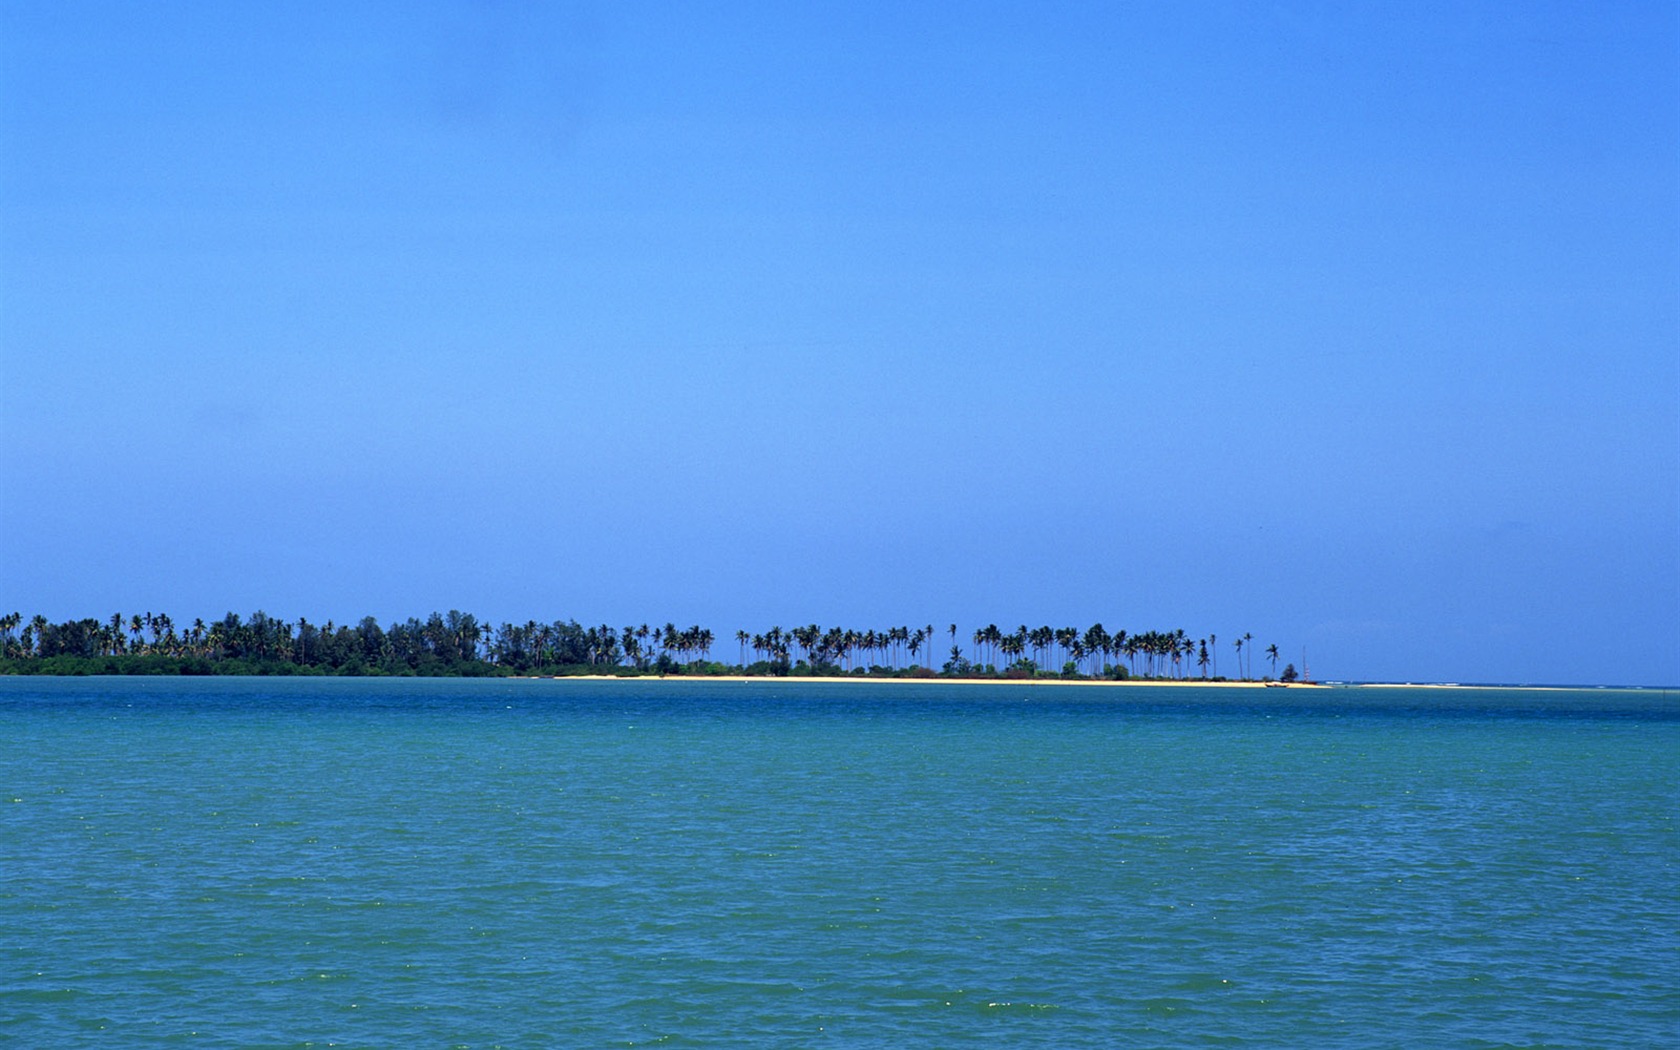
<box><xmin>1</xmin><ymin>1</ymin><xmax>1675</xmax><ymax>686</ymax></box>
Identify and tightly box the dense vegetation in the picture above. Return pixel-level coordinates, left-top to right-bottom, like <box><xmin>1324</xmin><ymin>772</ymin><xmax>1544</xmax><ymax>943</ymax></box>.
<box><xmin>0</xmin><ymin>611</ymin><xmax>1297</xmax><ymax>681</ymax></box>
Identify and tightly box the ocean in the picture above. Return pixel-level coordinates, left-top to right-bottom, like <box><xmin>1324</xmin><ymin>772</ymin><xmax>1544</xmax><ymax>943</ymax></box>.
<box><xmin>2</xmin><ymin>677</ymin><xmax>1675</xmax><ymax>1048</ymax></box>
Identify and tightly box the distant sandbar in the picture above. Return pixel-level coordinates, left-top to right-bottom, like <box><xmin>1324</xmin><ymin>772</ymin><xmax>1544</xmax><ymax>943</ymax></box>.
<box><xmin>521</xmin><ymin>674</ymin><xmax>1330</xmax><ymax>688</ymax></box>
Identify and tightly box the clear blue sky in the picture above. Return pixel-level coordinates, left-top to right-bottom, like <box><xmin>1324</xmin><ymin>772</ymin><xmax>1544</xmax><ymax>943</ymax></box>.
<box><xmin>2</xmin><ymin>1</ymin><xmax>1676</xmax><ymax>685</ymax></box>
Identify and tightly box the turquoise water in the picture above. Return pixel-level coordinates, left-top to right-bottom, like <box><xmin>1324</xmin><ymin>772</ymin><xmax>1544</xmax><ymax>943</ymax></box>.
<box><xmin>2</xmin><ymin>678</ymin><xmax>1676</xmax><ymax>1048</ymax></box>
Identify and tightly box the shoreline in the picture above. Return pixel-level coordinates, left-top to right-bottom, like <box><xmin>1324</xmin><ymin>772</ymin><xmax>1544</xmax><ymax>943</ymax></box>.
<box><xmin>524</xmin><ymin>675</ymin><xmax>1328</xmax><ymax>688</ymax></box>
<box><xmin>1</xmin><ymin>668</ymin><xmax>1662</xmax><ymax>691</ymax></box>
<box><xmin>518</xmin><ymin>677</ymin><xmax>1671</xmax><ymax>692</ymax></box>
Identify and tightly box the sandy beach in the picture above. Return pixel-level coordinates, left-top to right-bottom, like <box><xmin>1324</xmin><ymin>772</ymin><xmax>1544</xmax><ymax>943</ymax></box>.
<box><xmin>531</xmin><ymin>674</ymin><xmax>1332</xmax><ymax>688</ymax></box>
<box><xmin>522</xmin><ymin>678</ymin><xmax>1667</xmax><ymax>692</ymax></box>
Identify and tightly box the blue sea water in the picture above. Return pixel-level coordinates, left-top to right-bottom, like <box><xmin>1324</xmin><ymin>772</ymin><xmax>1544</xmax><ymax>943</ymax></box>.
<box><xmin>2</xmin><ymin>677</ymin><xmax>1676</xmax><ymax>1048</ymax></box>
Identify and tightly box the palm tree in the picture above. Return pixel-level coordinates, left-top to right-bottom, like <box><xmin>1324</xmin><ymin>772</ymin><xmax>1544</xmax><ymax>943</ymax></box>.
<box><xmin>1029</xmin><ymin>625</ymin><xmax>1052</xmax><ymax>668</ymax></box>
<box><xmin>1233</xmin><ymin>636</ymin><xmax>1244</xmax><ymax>680</ymax></box>
<box><xmin>1266</xmin><ymin>643</ymin><xmax>1279</xmax><ymax>679</ymax></box>
<box><xmin>1243</xmin><ymin>632</ymin><xmax>1254</xmax><ymax>679</ymax></box>
<box><xmin>790</xmin><ymin>624</ymin><xmax>816</xmax><ymax>667</ymax></box>
<box><xmin>1000</xmin><ymin>630</ymin><xmax>1024</xmax><ymax>667</ymax></box>
<box><xmin>1051</xmin><ymin>627</ymin><xmax>1073</xmax><ymax>670</ymax></box>
<box><xmin>0</xmin><ymin>612</ymin><xmax>19</xmax><ymax>658</ymax></box>
<box><xmin>1082</xmin><ymin>624</ymin><xmax>1107</xmax><ymax>676</ymax></box>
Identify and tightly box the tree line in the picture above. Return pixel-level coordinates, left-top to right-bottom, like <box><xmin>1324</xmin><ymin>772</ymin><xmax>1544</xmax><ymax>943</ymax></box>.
<box><xmin>0</xmin><ymin>611</ymin><xmax>1297</xmax><ymax>681</ymax></box>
